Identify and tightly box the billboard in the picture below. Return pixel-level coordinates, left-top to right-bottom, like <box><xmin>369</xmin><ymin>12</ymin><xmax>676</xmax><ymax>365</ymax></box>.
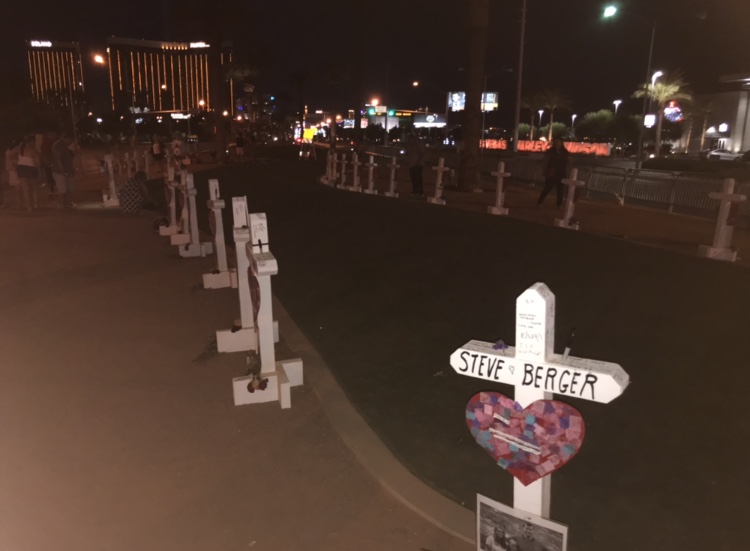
<box><xmin>448</xmin><ymin>92</ymin><xmax>499</xmax><ymax>112</ymax></box>
<box><xmin>413</xmin><ymin>113</ymin><xmax>447</xmax><ymax>128</ymax></box>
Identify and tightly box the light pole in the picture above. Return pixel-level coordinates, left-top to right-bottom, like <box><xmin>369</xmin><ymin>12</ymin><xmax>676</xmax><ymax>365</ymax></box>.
<box><xmin>538</xmin><ymin>109</ymin><xmax>544</xmax><ymax>138</ymax></box>
<box><xmin>571</xmin><ymin>113</ymin><xmax>578</xmax><ymax>139</ymax></box>
<box><xmin>603</xmin><ymin>4</ymin><xmax>656</xmax><ymax>168</ymax></box>
<box><xmin>613</xmin><ymin>99</ymin><xmax>622</xmax><ymax>114</ymax></box>
<box><xmin>512</xmin><ymin>0</ymin><xmax>528</xmax><ymax>152</ymax></box>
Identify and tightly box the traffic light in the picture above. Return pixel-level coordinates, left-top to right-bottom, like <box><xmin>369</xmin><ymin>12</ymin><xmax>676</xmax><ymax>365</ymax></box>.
<box><xmin>388</xmin><ymin>109</ymin><xmax>395</xmax><ymax>116</ymax></box>
<box><xmin>367</xmin><ymin>107</ymin><xmax>376</xmax><ymax>116</ymax></box>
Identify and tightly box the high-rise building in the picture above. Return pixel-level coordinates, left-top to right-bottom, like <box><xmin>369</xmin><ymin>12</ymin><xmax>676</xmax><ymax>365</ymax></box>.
<box><xmin>26</xmin><ymin>40</ymin><xmax>84</xmax><ymax>108</ymax></box>
<box><xmin>106</xmin><ymin>37</ymin><xmax>233</xmax><ymax>114</ymax></box>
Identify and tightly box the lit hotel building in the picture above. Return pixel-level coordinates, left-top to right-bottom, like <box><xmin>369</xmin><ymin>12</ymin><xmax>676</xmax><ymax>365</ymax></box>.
<box><xmin>106</xmin><ymin>37</ymin><xmax>233</xmax><ymax>114</ymax></box>
<box><xmin>26</xmin><ymin>40</ymin><xmax>85</xmax><ymax>107</ymax></box>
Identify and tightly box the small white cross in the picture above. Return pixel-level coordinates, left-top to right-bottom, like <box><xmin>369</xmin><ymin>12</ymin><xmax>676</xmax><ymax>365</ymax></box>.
<box><xmin>698</xmin><ymin>178</ymin><xmax>746</xmax><ymax>262</ymax></box>
<box><xmin>554</xmin><ymin>168</ymin><xmax>586</xmax><ymax>230</ymax></box>
<box><xmin>385</xmin><ymin>156</ymin><xmax>400</xmax><ymax>198</ymax></box>
<box><xmin>428</xmin><ymin>157</ymin><xmax>450</xmax><ymax>205</ymax></box>
<box><xmin>488</xmin><ymin>161</ymin><xmax>511</xmax><ymax>215</ymax></box>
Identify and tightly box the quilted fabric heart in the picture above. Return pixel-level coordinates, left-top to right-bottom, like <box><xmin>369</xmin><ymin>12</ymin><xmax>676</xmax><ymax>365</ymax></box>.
<box><xmin>466</xmin><ymin>391</ymin><xmax>585</xmax><ymax>486</ymax></box>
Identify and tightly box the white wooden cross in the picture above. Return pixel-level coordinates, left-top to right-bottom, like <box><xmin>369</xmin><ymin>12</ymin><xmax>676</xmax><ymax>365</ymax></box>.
<box><xmin>158</xmin><ymin>166</ymin><xmax>180</xmax><ymax>236</ymax></box>
<box><xmin>427</xmin><ymin>157</ymin><xmax>449</xmax><ymax>205</ymax></box>
<box><xmin>330</xmin><ymin>152</ymin><xmax>339</xmax><ymax>184</ymax></box>
<box><xmin>364</xmin><ymin>155</ymin><xmax>378</xmax><ymax>195</ymax></box>
<box><xmin>554</xmin><ymin>168</ymin><xmax>586</xmax><ymax>231</ymax></box>
<box><xmin>216</xmin><ymin>198</ymin><xmax>279</xmax><ymax>354</ymax></box>
<box><xmin>124</xmin><ymin>152</ymin><xmax>133</xmax><ymax>179</ymax></box>
<box><xmin>170</xmin><ymin>170</ymin><xmax>191</xmax><ymax>247</ymax></box>
<box><xmin>339</xmin><ymin>153</ymin><xmax>348</xmax><ymax>188</ymax></box>
<box><xmin>488</xmin><ymin>161</ymin><xmax>511</xmax><ymax>215</ymax></box>
<box><xmin>450</xmin><ymin>283</ymin><xmax>629</xmax><ymax>518</ymax></box>
<box><xmin>202</xmin><ymin>179</ymin><xmax>238</xmax><ymax>289</ymax></box>
<box><xmin>175</xmin><ymin>173</ymin><xmax>214</xmax><ymax>258</ymax></box>
<box><xmin>229</xmin><ymin>212</ymin><xmax>303</xmax><ymax>409</ymax></box>
<box><xmin>102</xmin><ymin>154</ymin><xmax>119</xmax><ymax>208</ymax></box>
<box><xmin>350</xmin><ymin>152</ymin><xmax>361</xmax><ymax>191</ymax></box>
<box><xmin>143</xmin><ymin>149</ymin><xmax>150</xmax><ymax>177</ymax></box>
<box><xmin>384</xmin><ymin>156</ymin><xmax>400</xmax><ymax>198</ymax></box>
<box><xmin>698</xmin><ymin>178</ymin><xmax>747</xmax><ymax>262</ymax></box>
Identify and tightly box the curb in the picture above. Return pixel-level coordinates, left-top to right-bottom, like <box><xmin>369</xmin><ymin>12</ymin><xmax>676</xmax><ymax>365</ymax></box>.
<box><xmin>273</xmin><ymin>296</ymin><xmax>475</xmax><ymax>546</ymax></box>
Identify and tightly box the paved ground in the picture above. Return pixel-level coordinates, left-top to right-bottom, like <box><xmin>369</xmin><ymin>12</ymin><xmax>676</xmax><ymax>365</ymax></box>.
<box><xmin>172</xmin><ymin>154</ymin><xmax>749</xmax><ymax>551</ymax></box>
<box><xmin>5</xmin><ymin>150</ymin><xmax>750</xmax><ymax>550</ymax></box>
<box><xmin>0</xmin><ymin>211</ymin><xmax>466</xmax><ymax>551</ymax></box>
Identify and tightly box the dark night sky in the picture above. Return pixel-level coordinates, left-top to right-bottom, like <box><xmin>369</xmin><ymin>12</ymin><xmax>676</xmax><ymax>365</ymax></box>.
<box><xmin>2</xmin><ymin>0</ymin><xmax>749</xmax><ymax>126</ymax></box>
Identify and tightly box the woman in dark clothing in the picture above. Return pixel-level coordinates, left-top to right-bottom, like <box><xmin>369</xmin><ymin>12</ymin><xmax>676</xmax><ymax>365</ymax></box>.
<box><xmin>537</xmin><ymin>137</ymin><xmax>571</xmax><ymax>207</ymax></box>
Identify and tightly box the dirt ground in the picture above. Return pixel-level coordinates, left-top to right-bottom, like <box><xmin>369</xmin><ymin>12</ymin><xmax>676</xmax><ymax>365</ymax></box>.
<box><xmin>0</xmin><ymin>211</ymin><xmax>466</xmax><ymax>551</ymax></box>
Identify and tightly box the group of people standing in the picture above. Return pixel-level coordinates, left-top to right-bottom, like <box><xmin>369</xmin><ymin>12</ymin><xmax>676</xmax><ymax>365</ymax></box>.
<box><xmin>3</xmin><ymin>132</ymin><xmax>77</xmax><ymax>211</ymax></box>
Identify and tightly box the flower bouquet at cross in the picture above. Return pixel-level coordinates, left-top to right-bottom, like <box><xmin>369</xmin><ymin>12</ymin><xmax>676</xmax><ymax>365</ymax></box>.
<box><xmin>245</xmin><ymin>351</ymin><xmax>268</xmax><ymax>393</ymax></box>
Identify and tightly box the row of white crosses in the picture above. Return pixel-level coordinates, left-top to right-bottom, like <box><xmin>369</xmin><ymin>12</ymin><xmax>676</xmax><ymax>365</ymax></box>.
<box><xmin>215</xmin><ymin>197</ymin><xmax>303</xmax><ymax>408</ymax></box>
<box><xmin>168</xmin><ymin>170</ymin><xmax>214</xmax><ymax>258</ymax></box>
<box><xmin>450</xmin><ymin>283</ymin><xmax>630</xmax><ymax>518</ymax></box>
<box><xmin>322</xmin><ymin>151</ymin><xmax>400</xmax><ymax>197</ymax></box>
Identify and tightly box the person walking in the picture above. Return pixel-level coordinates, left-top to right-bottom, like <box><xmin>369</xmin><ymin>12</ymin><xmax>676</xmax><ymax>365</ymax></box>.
<box><xmin>537</xmin><ymin>137</ymin><xmax>571</xmax><ymax>208</ymax></box>
<box><xmin>16</xmin><ymin>135</ymin><xmax>41</xmax><ymax>211</ymax></box>
<box><xmin>52</xmin><ymin>134</ymin><xmax>76</xmax><ymax>208</ymax></box>
<box><xmin>405</xmin><ymin>134</ymin><xmax>425</xmax><ymax>196</ymax></box>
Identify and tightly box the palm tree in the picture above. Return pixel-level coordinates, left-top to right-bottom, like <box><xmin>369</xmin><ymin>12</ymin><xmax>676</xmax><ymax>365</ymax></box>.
<box><xmin>521</xmin><ymin>93</ymin><xmax>544</xmax><ymax>140</ymax></box>
<box><xmin>683</xmin><ymin>98</ymin><xmax>714</xmax><ymax>152</ymax></box>
<box><xmin>633</xmin><ymin>72</ymin><xmax>692</xmax><ymax>158</ymax></box>
<box><xmin>540</xmin><ymin>89</ymin><xmax>571</xmax><ymax>141</ymax></box>
<box><xmin>458</xmin><ymin>0</ymin><xmax>490</xmax><ymax>191</ymax></box>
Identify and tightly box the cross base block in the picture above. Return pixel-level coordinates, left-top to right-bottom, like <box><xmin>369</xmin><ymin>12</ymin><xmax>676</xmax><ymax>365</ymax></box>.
<box><xmin>488</xmin><ymin>205</ymin><xmax>509</xmax><ymax>215</ymax></box>
<box><xmin>698</xmin><ymin>244</ymin><xmax>738</xmax><ymax>262</ymax></box>
<box><xmin>554</xmin><ymin>218</ymin><xmax>580</xmax><ymax>231</ymax></box>
<box><xmin>158</xmin><ymin>225</ymin><xmax>180</xmax><ymax>236</ymax></box>
<box><xmin>216</xmin><ymin>320</ymin><xmax>279</xmax><ymax>353</ymax></box>
<box><xmin>384</xmin><ymin>191</ymin><xmax>399</xmax><ymax>198</ymax></box>
<box><xmin>170</xmin><ymin>233</ymin><xmax>191</xmax><ymax>246</ymax></box>
<box><xmin>232</xmin><ymin>359</ymin><xmax>304</xmax><ymax>409</ymax></box>
<box><xmin>427</xmin><ymin>197</ymin><xmax>446</xmax><ymax>205</ymax></box>
<box><xmin>202</xmin><ymin>269</ymin><xmax>238</xmax><ymax>289</ymax></box>
<box><xmin>178</xmin><ymin>241</ymin><xmax>214</xmax><ymax>258</ymax></box>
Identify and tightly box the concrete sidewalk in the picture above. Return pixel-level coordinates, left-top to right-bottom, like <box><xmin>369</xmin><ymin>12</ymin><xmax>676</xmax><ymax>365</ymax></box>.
<box><xmin>0</xmin><ymin>211</ymin><xmax>467</xmax><ymax>551</ymax></box>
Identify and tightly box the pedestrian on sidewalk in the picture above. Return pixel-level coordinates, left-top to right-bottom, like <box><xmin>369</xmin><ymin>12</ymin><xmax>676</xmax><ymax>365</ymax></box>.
<box><xmin>16</xmin><ymin>135</ymin><xmax>41</xmax><ymax>211</ymax></box>
<box><xmin>119</xmin><ymin>170</ymin><xmax>151</xmax><ymax>214</ymax></box>
<box><xmin>405</xmin><ymin>134</ymin><xmax>425</xmax><ymax>196</ymax></box>
<box><xmin>52</xmin><ymin>134</ymin><xmax>76</xmax><ymax>208</ymax></box>
<box><xmin>537</xmin><ymin>137</ymin><xmax>570</xmax><ymax>207</ymax></box>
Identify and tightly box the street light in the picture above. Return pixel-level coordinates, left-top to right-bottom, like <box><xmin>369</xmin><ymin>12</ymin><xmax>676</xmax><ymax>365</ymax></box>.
<box><xmin>613</xmin><ymin>99</ymin><xmax>622</xmax><ymax>114</ymax></box>
<box><xmin>603</xmin><ymin>4</ymin><xmax>657</xmax><ymax>167</ymax></box>
<box><xmin>93</xmin><ymin>54</ymin><xmax>105</xmax><ymax>64</ymax></box>
<box><xmin>572</xmin><ymin>113</ymin><xmax>578</xmax><ymax>126</ymax></box>
<box><xmin>651</xmin><ymin>71</ymin><xmax>663</xmax><ymax>85</ymax></box>
<box><xmin>412</xmin><ymin>81</ymin><xmax>419</xmax><ymax>87</ymax></box>
<box><xmin>538</xmin><ymin>109</ymin><xmax>544</xmax><ymax>131</ymax></box>
<box><xmin>371</xmin><ymin>98</ymin><xmax>379</xmax><ymax>106</ymax></box>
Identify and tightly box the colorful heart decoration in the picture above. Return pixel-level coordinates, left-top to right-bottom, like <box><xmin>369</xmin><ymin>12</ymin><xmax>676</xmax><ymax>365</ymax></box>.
<box><xmin>465</xmin><ymin>391</ymin><xmax>585</xmax><ymax>486</ymax></box>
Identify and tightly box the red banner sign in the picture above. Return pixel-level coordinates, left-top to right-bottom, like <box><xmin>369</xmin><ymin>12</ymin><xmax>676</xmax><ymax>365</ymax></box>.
<box><xmin>481</xmin><ymin>140</ymin><xmax>611</xmax><ymax>156</ymax></box>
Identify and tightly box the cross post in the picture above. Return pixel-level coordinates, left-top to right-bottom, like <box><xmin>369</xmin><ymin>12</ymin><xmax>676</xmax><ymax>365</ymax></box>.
<box><xmin>350</xmin><ymin>152</ymin><xmax>361</xmax><ymax>191</ymax></box>
<box><xmin>202</xmin><ymin>179</ymin><xmax>237</xmax><ymax>289</ymax></box>
<box><xmin>364</xmin><ymin>155</ymin><xmax>378</xmax><ymax>195</ymax></box>
<box><xmin>427</xmin><ymin>157</ymin><xmax>449</xmax><ymax>205</ymax></box>
<box><xmin>698</xmin><ymin>178</ymin><xmax>746</xmax><ymax>262</ymax></box>
<box><xmin>339</xmin><ymin>153</ymin><xmax>347</xmax><ymax>188</ymax></box>
<box><xmin>554</xmin><ymin>168</ymin><xmax>585</xmax><ymax>231</ymax></box>
<box><xmin>488</xmin><ymin>161</ymin><xmax>511</xmax><ymax>215</ymax></box>
<box><xmin>384</xmin><ymin>156</ymin><xmax>400</xmax><ymax>198</ymax></box>
<box><xmin>158</xmin><ymin>165</ymin><xmax>180</xmax><ymax>236</ymax></box>
<box><xmin>102</xmin><ymin>154</ymin><xmax>119</xmax><ymax>207</ymax></box>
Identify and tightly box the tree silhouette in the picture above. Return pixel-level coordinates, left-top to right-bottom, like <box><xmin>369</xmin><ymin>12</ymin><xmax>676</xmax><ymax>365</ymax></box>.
<box><xmin>540</xmin><ymin>89</ymin><xmax>572</xmax><ymax>141</ymax></box>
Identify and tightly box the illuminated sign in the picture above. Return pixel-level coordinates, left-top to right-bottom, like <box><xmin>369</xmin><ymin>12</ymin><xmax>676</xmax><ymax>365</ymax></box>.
<box><xmin>414</xmin><ymin>113</ymin><xmax>446</xmax><ymax>128</ymax></box>
<box><xmin>644</xmin><ymin>114</ymin><xmax>656</xmax><ymax>128</ymax></box>
<box><xmin>170</xmin><ymin>113</ymin><xmax>192</xmax><ymax>119</ymax></box>
<box><xmin>448</xmin><ymin>91</ymin><xmax>498</xmax><ymax>112</ymax></box>
<box><xmin>189</xmin><ymin>42</ymin><xmax>210</xmax><ymax>48</ymax></box>
<box><xmin>448</xmin><ymin>91</ymin><xmax>466</xmax><ymax>112</ymax></box>
<box><xmin>663</xmin><ymin>101</ymin><xmax>684</xmax><ymax>123</ymax></box>
<box><xmin>481</xmin><ymin>92</ymin><xmax>498</xmax><ymax>112</ymax></box>
<box><xmin>30</xmin><ymin>40</ymin><xmax>52</xmax><ymax>48</ymax></box>
<box><xmin>481</xmin><ymin>140</ymin><xmax>611</xmax><ymax>156</ymax></box>
<box><xmin>718</xmin><ymin>123</ymin><xmax>729</xmax><ymax>133</ymax></box>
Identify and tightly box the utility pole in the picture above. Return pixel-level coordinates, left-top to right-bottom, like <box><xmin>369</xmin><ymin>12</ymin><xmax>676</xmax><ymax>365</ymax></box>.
<box><xmin>512</xmin><ymin>0</ymin><xmax>527</xmax><ymax>153</ymax></box>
